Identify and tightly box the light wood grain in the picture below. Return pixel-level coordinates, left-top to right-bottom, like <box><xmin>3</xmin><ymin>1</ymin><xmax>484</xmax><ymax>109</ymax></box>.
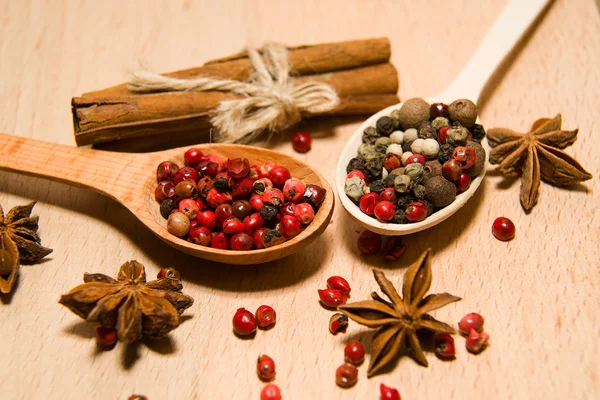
<box><xmin>0</xmin><ymin>0</ymin><xmax>599</xmax><ymax>399</ymax></box>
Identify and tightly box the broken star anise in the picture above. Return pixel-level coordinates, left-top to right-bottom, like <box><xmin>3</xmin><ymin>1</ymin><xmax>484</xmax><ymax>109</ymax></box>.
<box><xmin>488</xmin><ymin>114</ymin><xmax>592</xmax><ymax>211</ymax></box>
<box><xmin>59</xmin><ymin>260</ymin><xmax>194</xmax><ymax>344</ymax></box>
<box><xmin>0</xmin><ymin>201</ymin><xmax>53</xmax><ymax>294</ymax></box>
<box><xmin>338</xmin><ymin>249</ymin><xmax>460</xmax><ymax>377</ymax></box>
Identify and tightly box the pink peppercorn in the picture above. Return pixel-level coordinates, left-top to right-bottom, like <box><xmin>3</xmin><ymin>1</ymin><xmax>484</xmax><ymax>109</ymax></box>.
<box><xmin>346</xmin><ymin>170</ymin><xmax>366</xmax><ymax>180</ymax></box>
<box><xmin>373</xmin><ymin>201</ymin><xmax>396</xmax><ymax>222</ymax></box>
<box><xmin>231</xmin><ymin>233</ymin><xmax>253</xmax><ymax>250</ymax></box>
<box><xmin>184</xmin><ymin>148</ymin><xmax>204</xmax><ymax>167</ymax></box>
<box><xmin>249</xmin><ymin>194</ymin><xmax>264</xmax><ymax>211</ymax></box>
<box><xmin>293</xmin><ymin>203</ymin><xmax>315</xmax><ymax>224</ymax></box>
<box><xmin>292</xmin><ymin>131</ymin><xmax>312</xmax><ymax>153</ymax></box>
<box><xmin>196</xmin><ymin>210</ymin><xmax>217</xmax><ymax>230</ymax></box>
<box><xmin>357</xmin><ymin>230</ymin><xmax>382</xmax><ymax>254</ymax></box>
<box><xmin>205</xmin><ymin>188</ymin><xmax>232</xmax><ymax>208</ymax></box>
<box><xmin>263</xmin><ymin>188</ymin><xmax>284</xmax><ymax>207</ymax></box>
<box><xmin>283</xmin><ymin>178</ymin><xmax>306</xmax><ymax>203</ymax></box>
<box><xmin>188</xmin><ymin>226</ymin><xmax>212</xmax><ymax>246</ymax></box>
<box><xmin>222</xmin><ymin>218</ymin><xmax>245</xmax><ymax>235</ymax></box>
<box><xmin>210</xmin><ymin>232</ymin><xmax>230</xmax><ymax>249</ymax></box>
<box><xmin>243</xmin><ymin>213</ymin><xmax>265</xmax><ymax>236</ymax></box>
<box><xmin>280</xmin><ymin>215</ymin><xmax>302</xmax><ymax>239</ymax></box>
<box><xmin>359</xmin><ymin>192</ymin><xmax>380</xmax><ymax>216</ymax></box>
<box><xmin>267</xmin><ymin>166</ymin><xmax>291</xmax><ymax>188</ymax></box>
<box><xmin>379</xmin><ymin>187</ymin><xmax>397</xmax><ymax>202</ymax></box>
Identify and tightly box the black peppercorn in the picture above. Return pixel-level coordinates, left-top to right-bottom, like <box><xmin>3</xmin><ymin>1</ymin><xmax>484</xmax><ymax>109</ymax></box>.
<box><xmin>384</xmin><ymin>173</ymin><xmax>398</xmax><ymax>188</ymax></box>
<box><xmin>470</xmin><ymin>123</ymin><xmax>486</xmax><ymax>141</ymax></box>
<box><xmin>362</xmin><ymin>126</ymin><xmax>381</xmax><ymax>144</ymax></box>
<box><xmin>213</xmin><ymin>176</ymin><xmax>230</xmax><ymax>192</ymax></box>
<box><xmin>159</xmin><ymin>199</ymin><xmax>174</xmax><ymax>219</ymax></box>
<box><xmin>397</xmin><ymin>195</ymin><xmax>414</xmax><ymax>208</ymax></box>
<box><xmin>413</xmin><ymin>184</ymin><xmax>426</xmax><ymax>199</ymax></box>
<box><xmin>364</xmin><ymin>160</ymin><xmax>383</xmax><ymax>182</ymax></box>
<box><xmin>392</xmin><ymin>209</ymin><xmax>408</xmax><ymax>224</ymax></box>
<box><xmin>418</xmin><ymin>121</ymin><xmax>437</xmax><ymax>140</ymax></box>
<box><xmin>402</xmin><ymin>140</ymin><xmax>414</xmax><ymax>153</ymax></box>
<box><xmin>376</xmin><ymin>116</ymin><xmax>395</xmax><ymax>136</ymax></box>
<box><xmin>438</xmin><ymin>144</ymin><xmax>456</xmax><ymax>164</ymax></box>
<box><xmin>369</xmin><ymin>180</ymin><xmax>386</xmax><ymax>194</ymax></box>
<box><xmin>423</xmin><ymin>200</ymin><xmax>436</xmax><ymax>217</ymax></box>
<box><xmin>346</xmin><ymin>157</ymin><xmax>366</xmax><ymax>174</ymax></box>
<box><xmin>260</xmin><ymin>205</ymin><xmax>279</xmax><ymax>223</ymax></box>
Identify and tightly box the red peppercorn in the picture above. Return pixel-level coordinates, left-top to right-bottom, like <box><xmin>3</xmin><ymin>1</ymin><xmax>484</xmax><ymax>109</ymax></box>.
<box><xmin>248</xmin><ymin>165</ymin><xmax>261</xmax><ymax>181</ymax></box>
<box><xmin>438</xmin><ymin>125</ymin><xmax>450</xmax><ymax>144</ymax></box>
<box><xmin>267</xmin><ymin>166</ymin><xmax>291</xmax><ymax>188</ymax></box>
<box><xmin>382</xmin><ymin>237</ymin><xmax>406</xmax><ymax>261</ymax></box>
<box><xmin>303</xmin><ymin>184</ymin><xmax>326</xmax><ymax>209</ymax></box>
<box><xmin>196</xmin><ymin>176</ymin><xmax>214</xmax><ymax>198</ymax></box>
<box><xmin>243</xmin><ymin>213</ymin><xmax>265</xmax><ymax>236</ymax></box>
<box><xmin>492</xmin><ymin>217</ymin><xmax>515</xmax><ymax>241</ymax></box>
<box><xmin>379</xmin><ymin>187</ymin><xmax>397</xmax><ymax>203</ymax></box>
<box><xmin>157</xmin><ymin>267</ymin><xmax>180</xmax><ymax>279</ymax></box>
<box><xmin>346</xmin><ymin>170</ymin><xmax>366</xmax><ymax>180</ymax></box>
<box><xmin>318</xmin><ymin>288</ymin><xmax>347</xmax><ymax>308</ymax></box>
<box><xmin>458</xmin><ymin>312</ymin><xmax>485</xmax><ymax>336</ymax></box>
<box><xmin>455</xmin><ymin>172</ymin><xmax>471</xmax><ymax>193</ymax></box>
<box><xmin>222</xmin><ymin>218</ymin><xmax>245</xmax><ymax>235</ymax></box>
<box><xmin>173</xmin><ymin>166</ymin><xmax>198</xmax><ymax>184</ymax></box>
<box><xmin>329</xmin><ymin>313</ymin><xmax>349</xmax><ymax>335</ymax></box>
<box><xmin>195</xmin><ymin>197</ymin><xmax>206</xmax><ymax>211</ymax></box>
<box><xmin>226</xmin><ymin>158</ymin><xmax>250</xmax><ymax>179</ymax></box>
<box><xmin>95</xmin><ymin>326</ymin><xmax>117</xmax><ymax>347</ymax></box>
<box><xmin>293</xmin><ymin>202</ymin><xmax>315</xmax><ymax>225</ymax></box>
<box><xmin>253</xmin><ymin>228</ymin><xmax>269</xmax><ymax>249</ymax></box>
<box><xmin>357</xmin><ymin>230</ymin><xmax>382</xmax><ymax>254</ymax></box>
<box><xmin>255</xmin><ymin>305</ymin><xmax>276</xmax><ymax>329</ymax></box>
<box><xmin>405</xmin><ymin>154</ymin><xmax>425</xmax><ymax>166</ymax></box>
<box><xmin>155</xmin><ymin>181</ymin><xmax>176</xmax><ymax>201</ymax></box>
<box><xmin>188</xmin><ymin>226</ymin><xmax>212</xmax><ymax>246</ymax></box>
<box><xmin>179</xmin><ymin>198</ymin><xmax>200</xmax><ymax>220</ymax></box>
<box><xmin>128</xmin><ymin>395</ymin><xmax>148</xmax><ymax>400</ymax></box>
<box><xmin>326</xmin><ymin>276</ymin><xmax>351</xmax><ymax>295</ymax></box>
<box><xmin>434</xmin><ymin>333</ymin><xmax>456</xmax><ymax>359</ymax></box>
<box><xmin>359</xmin><ymin>192</ymin><xmax>380</xmax><ymax>216</ymax></box>
<box><xmin>249</xmin><ymin>194</ymin><xmax>265</xmax><ymax>211</ymax></box>
<box><xmin>231</xmin><ymin>233</ymin><xmax>253</xmax><ymax>250</ymax></box>
<box><xmin>283</xmin><ymin>178</ymin><xmax>306</xmax><ymax>203</ymax></box>
<box><xmin>384</xmin><ymin>153</ymin><xmax>401</xmax><ymax>172</ymax></box>
<box><xmin>292</xmin><ymin>131</ymin><xmax>312</xmax><ymax>153</ymax></box>
<box><xmin>232</xmin><ymin>178</ymin><xmax>254</xmax><ymax>200</ymax></box>
<box><xmin>197</xmin><ymin>210</ymin><xmax>217</xmax><ymax>230</ymax></box>
<box><xmin>197</xmin><ymin>160</ymin><xmax>219</xmax><ymax>179</ymax></box>
<box><xmin>263</xmin><ymin>188</ymin><xmax>284</xmax><ymax>207</ymax></box>
<box><xmin>344</xmin><ymin>340</ymin><xmax>365</xmax><ymax>365</ymax></box>
<box><xmin>210</xmin><ymin>231</ymin><xmax>230</xmax><ymax>250</ymax></box>
<box><xmin>205</xmin><ymin>188</ymin><xmax>232</xmax><ymax>208</ymax></box>
<box><xmin>453</xmin><ymin>146</ymin><xmax>477</xmax><ymax>169</ymax></box>
<box><xmin>280</xmin><ymin>215</ymin><xmax>302</xmax><ymax>239</ymax></box>
<box><xmin>232</xmin><ymin>307</ymin><xmax>257</xmax><ymax>336</ymax></box>
<box><xmin>442</xmin><ymin>159</ymin><xmax>463</xmax><ymax>181</ymax></box>
<box><xmin>335</xmin><ymin>363</ymin><xmax>358</xmax><ymax>388</ymax></box>
<box><xmin>405</xmin><ymin>201</ymin><xmax>428</xmax><ymax>222</ymax></box>
<box><xmin>380</xmin><ymin>383</ymin><xmax>401</xmax><ymax>400</ymax></box>
<box><xmin>260</xmin><ymin>384</ymin><xmax>282</xmax><ymax>400</ymax></box>
<box><xmin>253</xmin><ymin>178</ymin><xmax>274</xmax><ymax>195</ymax></box>
<box><xmin>205</xmin><ymin>153</ymin><xmax>225</xmax><ymax>171</ymax></box>
<box><xmin>374</xmin><ymin>200</ymin><xmax>396</xmax><ymax>222</ymax></box>
<box><xmin>184</xmin><ymin>147</ymin><xmax>204</xmax><ymax>167</ymax></box>
<box><xmin>257</xmin><ymin>354</ymin><xmax>276</xmax><ymax>381</ymax></box>
<box><xmin>156</xmin><ymin>161</ymin><xmax>179</xmax><ymax>182</ymax></box>
<box><xmin>259</xmin><ymin>161</ymin><xmax>277</xmax><ymax>178</ymax></box>
<box><xmin>465</xmin><ymin>328</ymin><xmax>490</xmax><ymax>354</ymax></box>
<box><xmin>280</xmin><ymin>202</ymin><xmax>296</xmax><ymax>217</ymax></box>
<box><xmin>215</xmin><ymin>203</ymin><xmax>234</xmax><ymax>226</ymax></box>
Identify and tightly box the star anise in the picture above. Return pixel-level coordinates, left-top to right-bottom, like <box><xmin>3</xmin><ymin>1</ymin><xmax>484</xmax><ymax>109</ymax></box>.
<box><xmin>338</xmin><ymin>249</ymin><xmax>460</xmax><ymax>377</ymax></box>
<box><xmin>0</xmin><ymin>201</ymin><xmax>53</xmax><ymax>293</ymax></box>
<box><xmin>487</xmin><ymin>114</ymin><xmax>592</xmax><ymax>211</ymax></box>
<box><xmin>59</xmin><ymin>261</ymin><xmax>194</xmax><ymax>343</ymax></box>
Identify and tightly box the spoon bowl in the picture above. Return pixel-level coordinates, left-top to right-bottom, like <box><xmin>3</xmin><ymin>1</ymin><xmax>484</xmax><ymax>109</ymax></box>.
<box><xmin>0</xmin><ymin>134</ymin><xmax>334</xmax><ymax>264</ymax></box>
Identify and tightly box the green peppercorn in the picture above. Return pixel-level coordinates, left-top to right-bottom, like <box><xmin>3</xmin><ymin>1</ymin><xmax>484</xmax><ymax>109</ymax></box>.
<box><xmin>394</xmin><ymin>175</ymin><xmax>412</xmax><ymax>194</ymax></box>
<box><xmin>448</xmin><ymin>99</ymin><xmax>478</xmax><ymax>128</ymax></box>
<box><xmin>397</xmin><ymin>98</ymin><xmax>430</xmax><ymax>130</ymax></box>
<box><xmin>374</xmin><ymin>137</ymin><xmax>392</xmax><ymax>153</ymax></box>
<box><xmin>405</xmin><ymin>163</ymin><xmax>424</xmax><ymax>182</ymax></box>
<box><xmin>160</xmin><ymin>199</ymin><xmax>174</xmax><ymax>219</ymax></box>
<box><xmin>446</xmin><ymin>126</ymin><xmax>469</xmax><ymax>146</ymax></box>
<box><xmin>346</xmin><ymin>157</ymin><xmax>366</xmax><ymax>174</ymax></box>
<box><xmin>344</xmin><ymin>177</ymin><xmax>367</xmax><ymax>202</ymax></box>
<box><xmin>413</xmin><ymin>184</ymin><xmax>426</xmax><ymax>199</ymax></box>
<box><xmin>384</xmin><ymin>173</ymin><xmax>398</xmax><ymax>187</ymax></box>
<box><xmin>432</xmin><ymin>117</ymin><xmax>450</xmax><ymax>131</ymax></box>
<box><xmin>362</xmin><ymin>126</ymin><xmax>380</xmax><ymax>144</ymax></box>
<box><xmin>418</xmin><ymin>121</ymin><xmax>437</xmax><ymax>140</ymax></box>
<box><xmin>376</xmin><ymin>116</ymin><xmax>395</xmax><ymax>136</ymax></box>
<box><xmin>364</xmin><ymin>160</ymin><xmax>383</xmax><ymax>182</ymax></box>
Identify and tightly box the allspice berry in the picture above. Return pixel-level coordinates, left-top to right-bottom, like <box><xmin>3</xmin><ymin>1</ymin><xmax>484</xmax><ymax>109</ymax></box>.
<box><xmin>425</xmin><ymin>176</ymin><xmax>456</xmax><ymax>207</ymax></box>
<box><xmin>448</xmin><ymin>99</ymin><xmax>478</xmax><ymax>128</ymax></box>
<box><xmin>465</xmin><ymin>140</ymin><xmax>486</xmax><ymax>177</ymax></box>
<box><xmin>423</xmin><ymin>160</ymin><xmax>443</xmax><ymax>181</ymax></box>
<box><xmin>397</xmin><ymin>98</ymin><xmax>430</xmax><ymax>130</ymax></box>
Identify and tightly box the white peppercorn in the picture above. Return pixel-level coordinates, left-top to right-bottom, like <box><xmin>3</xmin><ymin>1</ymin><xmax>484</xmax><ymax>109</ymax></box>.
<box><xmin>410</xmin><ymin>138</ymin><xmax>425</xmax><ymax>155</ymax></box>
<box><xmin>404</xmin><ymin>128</ymin><xmax>418</xmax><ymax>142</ymax></box>
<box><xmin>401</xmin><ymin>151</ymin><xmax>414</xmax><ymax>166</ymax></box>
<box><xmin>421</xmin><ymin>139</ymin><xmax>440</xmax><ymax>159</ymax></box>
<box><xmin>386</xmin><ymin>143</ymin><xmax>404</xmax><ymax>156</ymax></box>
<box><xmin>389</xmin><ymin>130</ymin><xmax>404</xmax><ymax>144</ymax></box>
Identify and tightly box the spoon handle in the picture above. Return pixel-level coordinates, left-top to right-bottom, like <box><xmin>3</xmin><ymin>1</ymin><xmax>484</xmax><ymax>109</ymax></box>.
<box><xmin>443</xmin><ymin>0</ymin><xmax>552</xmax><ymax>103</ymax></box>
<box><xmin>0</xmin><ymin>133</ymin><xmax>146</xmax><ymax>203</ymax></box>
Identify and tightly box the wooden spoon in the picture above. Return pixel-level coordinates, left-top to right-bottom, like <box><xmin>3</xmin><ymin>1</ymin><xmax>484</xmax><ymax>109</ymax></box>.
<box><xmin>0</xmin><ymin>134</ymin><xmax>334</xmax><ymax>264</ymax></box>
<box><xmin>336</xmin><ymin>0</ymin><xmax>552</xmax><ymax>236</ymax></box>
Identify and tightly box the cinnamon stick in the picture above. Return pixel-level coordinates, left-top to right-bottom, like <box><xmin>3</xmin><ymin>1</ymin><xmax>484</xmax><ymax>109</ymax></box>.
<box><xmin>83</xmin><ymin>38</ymin><xmax>392</xmax><ymax>100</ymax></box>
<box><xmin>73</xmin><ymin>63</ymin><xmax>399</xmax><ymax>146</ymax></box>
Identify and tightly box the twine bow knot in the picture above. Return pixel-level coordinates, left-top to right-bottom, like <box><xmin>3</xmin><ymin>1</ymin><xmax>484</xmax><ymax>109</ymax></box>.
<box><xmin>128</xmin><ymin>42</ymin><xmax>339</xmax><ymax>143</ymax></box>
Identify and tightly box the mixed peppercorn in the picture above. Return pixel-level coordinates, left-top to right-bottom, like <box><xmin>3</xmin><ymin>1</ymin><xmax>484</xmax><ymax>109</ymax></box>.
<box><xmin>345</xmin><ymin>98</ymin><xmax>487</xmax><ymax>224</ymax></box>
<box><xmin>154</xmin><ymin>149</ymin><xmax>326</xmax><ymax>250</ymax></box>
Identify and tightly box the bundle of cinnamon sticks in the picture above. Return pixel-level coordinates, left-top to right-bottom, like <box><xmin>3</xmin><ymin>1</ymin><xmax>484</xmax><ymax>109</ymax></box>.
<box><xmin>71</xmin><ymin>38</ymin><xmax>399</xmax><ymax>151</ymax></box>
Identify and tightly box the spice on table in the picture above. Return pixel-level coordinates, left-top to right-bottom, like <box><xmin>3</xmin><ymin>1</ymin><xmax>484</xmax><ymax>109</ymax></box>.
<box><xmin>318</xmin><ymin>288</ymin><xmax>348</xmax><ymax>308</ymax></box>
<box><xmin>487</xmin><ymin>114</ymin><xmax>592</xmax><ymax>211</ymax></box>
<box><xmin>492</xmin><ymin>217</ymin><xmax>516</xmax><ymax>241</ymax></box>
<box><xmin>380</xmin><ymin>383</ymin><xmax>401</xmax><ymax>400</ymax></box>
<box><xmin>260</xmin><ymin>384</ymin><xmax>282</xmax><ymax>400</ymax></box>
<box><xmin>434</xmin><ymin>333</ymin><xmax>456</xmax><ymax>359</ymax></box>
<box><xmin>382</xmin><ymin>237</ymin><xmax>406</xmax><ymax>261</ymax></box>
<box><xmin>232</xmin><ymin>307</ymin><xmax>257</xmax><ymax>336</ymax></box>
<box><xmin>344</xmin><ymin>340</ymin><xmax>365</xmax><ymax>365</ymax></box>
<box><xmin>329</xmin><ymin>313</ymin><xmax>349</xmax><ymax>335</ymax></box>
<box><xmin>0</xmin><ymin>201</ymin><xmax>53</xmax><ymax>294</ymax></box>
<box><xmin>59</xmin><ymin>261</ymin><xmax>193</xmax><ymax>344</ymax></box>
<box><xmin>257</xmin><ymin>354</ymin><xmax>276</xmax><ymax>381</ymax></box>
<box><xmin>465</xmin><ymin>328</ymin><xmax>490</xmax><ymax>354</ymax></box>
<box><xmin>327</xmin><ymin>276</ymin><xmax>351</xmax><ymax>296</ymax></box>
<box><xmin>292</xmin><ymin>131</ymin><xmax>312</xmax><ymax>153</ymax></box>
<box><xmin>255</xmin><ymin>305</ymin><xmax>277</xmax><ymax>329</ymax></box>
<box><xmin>127</xmin><ymin>395</ymin><xmax>148</xmax><ymax>400</ymax></box>
<box><xmin>338</xmin><ymin>249</ymin><xmax>461</xmax><ymax>377</ymax></box>
<box><xmin>357</xmin><ymin>230</ymin><xmax>382</xmax><ymax>255</ymax></box>
<box><xmin>335</xmin><ymin>363</ymin><xmax>359</xmax><ymax>388</ymax></box>
<box><xmin>458</xmin><ymin>312</ymin><xmax>485</xmax><ymax>336</ymax></box>
<box><xmin>95</xmin><ymin>326</ymin><xmax>118</xmax><ymax>347</ymax></box>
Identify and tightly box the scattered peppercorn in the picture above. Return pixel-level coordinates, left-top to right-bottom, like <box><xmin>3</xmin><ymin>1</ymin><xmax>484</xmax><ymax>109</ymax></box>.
<box><xmin>492</xmin><ymin>217</ymin><xmax>515</xmax><ymax>241</ymax></box>
<box><xmin>458</xmin><ymin>312</ymin><xmax>485</xmax><ymax>336</ymax></box>
<box><xmin>95</xmin><ymin>326</ymin><xmax>117</xmax><ymax>347</ymax></box>
<box><xmin>434</xmin><ymin>333</ymin><xmax>456</xmax><ymax>359</ymax></box>
<box><xmin>380</xmin><ymin>383</ymin><xmax>401</xmax><ymax>400</ymax></box>
<box><xmin>257</xmin><ymin>354</ymin><xmax>276</xmax><ymax>381</ymax></box>
<box><xmin>335</xmin><ymin>363</ymin><xmax>359</xmax><ymax>388</ymax></box>
<box><xmin>357</xmin><ymin>230</ymin><xmax>382</xmax><ymax>254</ymax></box>
<box><xmin>292</xmin><ymin>131</ymin><xmax>311</xmax><ymax>153</ymax></box>
<box><xmin>260</xmin><ymin>384</ymin><xmax>282</xmax><ymax>400</ymax></box>
<box><xmin>344</xmin><ymin>340</ymin><xmax>365</xmax><ymax>365</ymax></box>
<box><xmin>465</xmin><ymin>328</ymin><xmax>490</xmax><ymax>354</ymax></box>
<box><xmin>232</xmin><ymin>307</ymin><xmax>257</xmax><ymax>336</ymax></box>
<box><xmin>318</xmin><ymin>288</ymin><xmax>348</xmax><ymax>308</ymax></box>
<box><xmin>329</xmin><ymin>313</ymin><xmax>349</xmax><ymax>335</ymax></box>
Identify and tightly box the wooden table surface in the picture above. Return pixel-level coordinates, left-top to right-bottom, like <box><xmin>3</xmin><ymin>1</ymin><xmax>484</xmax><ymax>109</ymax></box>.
<box><xmin>1</xmin><ymin>0</ymin><xmax>598</xmax><ymax>399</ymax></box>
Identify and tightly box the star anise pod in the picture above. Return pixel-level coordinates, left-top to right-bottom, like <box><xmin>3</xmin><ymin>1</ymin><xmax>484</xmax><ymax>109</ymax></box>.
<box><xmin>59</xmin><ymin>261</ymin><xmax>194</xmax><ymax>343</ymax></box>
<box><xmin>338</xmin><ymin>249</ymin><xmax>460</xmax><ymax>377</ymax></box>
<box><xmin>0</xmin><ymin>201</ymin><xmax>53</xmax><ymax>293</ymax></box>
<box><xmin>487</xmin><ymin>114</ymin><xmax>592</xmax><ymax>211</ymax></box>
